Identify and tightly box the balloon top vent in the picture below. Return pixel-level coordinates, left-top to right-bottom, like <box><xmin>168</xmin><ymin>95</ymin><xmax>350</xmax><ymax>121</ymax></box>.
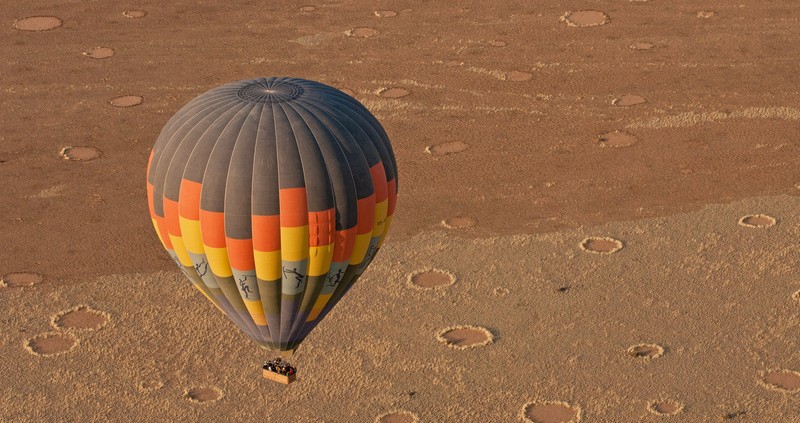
<box><xmin>237</xmin><ymin>81</ymin><xmax>304</xmax><ymax>103</ymax></box>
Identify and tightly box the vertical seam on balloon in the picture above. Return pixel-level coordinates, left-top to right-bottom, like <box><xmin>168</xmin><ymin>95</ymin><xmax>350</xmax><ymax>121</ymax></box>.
<box><xmin>222</xmin><ymin>103</ymin><xmax>262</xmax><ymax>342</ymax></box>
<box><xmin>224</xmin><ymin>102</ymin><xmax>270</xmax><ymax>344</ymax></box>
<box><xmin>275</xmin><ymin>100</ymin><xmax>308</xmax><ymax>347</ymax></box>
<box><xmin>290</xmin><ymin>93</ymin><xmax>372</xmax><ymax>335</ymax></box>
<box><xmin>200</xmin><ymin>101</ymin><xmax>263</xmax><ymax>341</ymax></box>
<box><xmin>280</xmin><ymin>96</ymin><xmax>339</xmax><ymax>342</ymax></box>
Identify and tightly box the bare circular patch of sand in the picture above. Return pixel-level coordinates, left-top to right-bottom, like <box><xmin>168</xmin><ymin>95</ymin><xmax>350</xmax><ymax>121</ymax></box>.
<box><xmin>123</xmin><ymin>10</ymin><xmax>147</xmax><ymax>19</ymax></box>
<box><xmin>493</xmin><ymin>287</ymin><xmax>510</xmax><ymax>296</ymax></box>
<box><xmin>110</xmin><ymin>95</ymin><xmax>143</xmax><ymax>107</ymax></box>
<box><xmin>186</xmin><ymin>386</ymin><xmax>223</xmax><ymax>403</ymax></box>
<box><xmin>760</xmin><ymin>369</ymin><xmax>800</xmax><ymax>392</ymax></box>
<box><xmin>346</xmin><ymin>27</ymin><xmax>379</xmax><ymax>38</ymax></box>
<box><xmin>612</xmin><ymin>94</ymin><xmax>647</xmax><ymax>107</ymax></box>
<box><xmin>507</xmin><ymin>71</ymin><xmax>532</xmax><ymax>81</ymax></box>
<box><xmin>13</xmin><ymin>16</ymin><xmax>62</xmax><ymax>31</ymax></box>
<box><xmin>52</xmin><ymin>305</ymin><xmax>110</xmax><ymax>331</ymax></box>
<box><xmin>630</xmin><ymin>42</ymin><xmax>654</xmax><ymax>50</ymax></box>
<box><xmin>25</xmin><ymin>332</ymin><xmax>78</xmax><ymax>356</ymax></box>
<box><xmin>137</xmin><ymin>380</ymin><xmax>164</xmax><ymax>392</ymax></box>
<box><xmin>521</xmin><ymin>401</ymin><xmax>581</xmax><ymax>423</ymax></box>
<box><xmin>436</xmin><ymin>325</ymin><xmax>493</xmax><ymax>350</ymax></box>
<box><xmin>561</xmin><ymin>11</ymin><xmax>609</xmax><ymax>27</ymax></box>
<box><xmin>378</xmin><ymin>87</ymin><xmax>410</xmax><ymax>98</ymax></box>
<box><xmin>1</xmin><ymin>272</ymin><xmax>44</xmax><ymax>287</ymax></box>
<box><xmin>737</xmin><ymin>214</ymin><xmax>776</xmax><ymax>228</ymax></box>
<box><xmin>425</xmin><ymin>141</ymin><xmax>469</xmax><ymax>156</ymax></box>
<box><xmin>580</xmin><ymin>237</ymin><xmax>623</xmax><ymax>254</ymax></box>
<box><xmin>627</xmin><ymin>343</ymin><xmax>665</xmax><ymax>360</ymax></box>
<box><xmin>489</xmin><ymin>40</ymin><xmax>507</xmax><ymax>47</ymax></box>
<box><xmin>374</xmin><ymin>10</ymin><xmax>397</xmax><ymax>18</ymax></box>
<box><xmin>442</xmin><ymin>216</ymin><xmax>477</xmax><ymax>229</ymax></box>
<box><xmin>375</xmin><ymin>410</ymin><xmax>419</xmax><ymax>423</ymax></box>
<box><xmin>84</xmin><ymin>47</ymin><xmax>114</xmax><ymax>59</ymax></box>
<box><xmin>300</xmin><ymin>5</ymin><xmax>316</xmax><ymax>12</ymax></box>
<box><xmin>408</xmin><ymin>269</ymin><xmax>455</xmax><ymax>289</ymax></box>
<box><xmin>647</xmin><ymin>400</ymin><xmax>684</xmax><ymax>416</ymax></box>
<box><xmin>596</xmin><ymin>130</ymin><xmax>637</xmax><ymax>147</ymax></box>
<box><xmin>60</xmin><ymin>146</ymin><xmax>102</xmax><ymax>161</ymax></box>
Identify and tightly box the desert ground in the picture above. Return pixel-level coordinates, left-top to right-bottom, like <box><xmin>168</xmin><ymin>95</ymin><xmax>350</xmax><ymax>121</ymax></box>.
<box><xmin>2</xmin><ymin>1</ymin><xmax>799</xmax><ymax>422</ymax></box>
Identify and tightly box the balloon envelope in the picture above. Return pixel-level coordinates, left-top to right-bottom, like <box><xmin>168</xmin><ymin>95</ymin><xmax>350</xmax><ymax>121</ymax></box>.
<box><xmin>146</xmin><ymin>77</ymin><xmax>398</xmax><ymax>352</ymax></box>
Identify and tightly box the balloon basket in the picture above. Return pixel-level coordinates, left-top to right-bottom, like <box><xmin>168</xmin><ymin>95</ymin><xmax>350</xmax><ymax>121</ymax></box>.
<box><xmin>262</xmin><ymin>368</ymin><xmax>296</xmax><ymax>385</ymax></box>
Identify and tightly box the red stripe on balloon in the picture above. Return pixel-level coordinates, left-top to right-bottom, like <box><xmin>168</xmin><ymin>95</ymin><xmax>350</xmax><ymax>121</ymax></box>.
<box><xmin>279</xmin><ymin>187</ymin><xmax>308</xmax><ymax>228</ymax></box>
<box><xmin>252</xmin><ymin>215</ymin><xmax>281</xmax><ymax>252</ymax></box>
<box><xmin>370</xmin><ymin>162</ymin><xmax>388</xmax><ymax>203</ymax></box>
<box><xmin>199</xmin><ymin>210</ymin><xmax>226</xmax><ymax>248</ymax></box>
<box><xmin>356</xmin><ymin>195</ymin><xmax>376</xmax><ymax>234</ymax></box>
<box><xmin>227</xmin><ymin>237</ymin><xmax>255</xmax><ymax>270</ymax></box>
<box><xmin>309</xmin><ymin>208</ymin><xmax>335</xmax><ymax>247</ymax></box>
<box><xmin>332</xmin><ymin>227</ymin><xmax>357</xmax><ymax>262</ymax></box>
<box><xmin>387</xmin><ymin>178</ymin><xmax>397</xmax><ymax>216</ymax></box>
<box><xmin>163</xmin><ymin>198</ymin><xmax>181</xmax><ymax>236</ymax></box>
<box><xmin>179</xmin><ymin>179</ymin><xmax>202</xmax><ymax>220</ymax></box>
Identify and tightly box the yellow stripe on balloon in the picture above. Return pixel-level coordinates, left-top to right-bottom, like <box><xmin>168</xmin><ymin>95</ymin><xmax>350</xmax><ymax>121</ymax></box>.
<box><xmin>203</xmin><ymin>245</ymin><xmax>233</xmax><ymax>277</ymax></box>
<box><xmin>179</xmin><ymin>216</ymin><xmax>204</xmax><ymax>254</ymax></box>
<box><xmin>151</xmin><ymin>218</ymin><xmax>167</xmax><ymax>249</ymax></box>
<box><xmin>243</xmin><ymin>299</ymin><xmax>267</xmax><ymax>325</ymax></box>
<box><xmin>280</xmin><ymin>226</ymin><xmax>309</xmax><ymax>262</ymax></box>
<box><xmin>349</xmin><ymin>232</ymin><xmax>372</xmax><ymax>265</ymax></box>
<box><xmin>306</xmin><ymin>293</ymin><xmax>333</xmax><ymax>321</ymax></box>
<box><xmin>168</xmin><ymin>234</ymin><xmax>194</xmax><ymax>266</ymax></box>
<box><xmin>254</xmin><ymin>250</ymin><xmax>282</xmax><ymax>281</ymax></box>
<box><xmin>308</xmin><ymin>244</ymin><xmax>334</xmax><ymax>276</ymax></box>
<box><xmin>372</xmin><ymin>199</ymin><xmax>388</xmax><ymax>237</ymax></box>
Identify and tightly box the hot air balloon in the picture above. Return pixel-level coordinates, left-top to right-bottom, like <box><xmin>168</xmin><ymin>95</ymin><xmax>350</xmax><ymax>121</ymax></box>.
<box><xmin>146</xmin><ymin>77</ymin><xmax>398</xmax><ymax>383</ymax></box>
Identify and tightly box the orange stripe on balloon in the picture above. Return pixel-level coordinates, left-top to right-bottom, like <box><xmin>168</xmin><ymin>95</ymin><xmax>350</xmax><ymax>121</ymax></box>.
<box><xmin>199</xmin><ymin>210</ymin><xmax>226</xmax><ymax>248</ymax></box>
<box><xmin>163</xmin><ymin>198</ymin><xmax>181</xmax><ymax>236</ymax></box>
<box><xmin>155</xmin><ymin>215</ymin><xmax>174</xmax><ymax>249</ymax></box>
<box><xmin>309</xmin><ymin>209</ymin><xmax>335</xmax><ymax>247</ymax></box>
<box><xmin>332</xmin><ymin>227</ymin><xmax>357</xmax><ymax>262</ymax></box>
<box><xmin>146</xmin><ymin>183</ymin><xmax>156</xmax><ymax>219</ymax></box>
<box><xmin>387</xmin><ymin>178</ymin><xmax>397</xmax><ymax>216</ymax></box>
<box><xmin>370</xmin><ymin>162</ymin><xmax>388</xmax><ymax>202</ymax></box>
<box><xmin>146</xmin><ymin>150</ymin><xmax>154</xmax><ymax>179</ymax></box>
<box><xmin>179</xmin><ymin>179</ymin><xmax>202</xmax><ymax>220</ymax></box>
<box><xmin>227</xmin><ymin>237</ymin><xmax>255</xmax><ymax>270</ymax></box>
<box><xmin>356</xmin><ymin>195</ymin><xmax>376</xmax><ymax>234</ymax></box>
<box><xmin>252</xmin><ymin>215</ymin><xmax>281</xmax><ymax>251</ymax></box>
<box><xmin>279</xmin><ymin>187</ymin><xmax>308</xmax><ymax>227</ymax></box>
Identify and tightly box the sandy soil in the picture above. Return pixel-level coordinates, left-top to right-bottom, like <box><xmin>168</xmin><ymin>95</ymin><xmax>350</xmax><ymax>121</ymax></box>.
<box><xmin>1</xmin><ymin>1</ymin><xmax>799</xmax><ymax>422</ymax></box>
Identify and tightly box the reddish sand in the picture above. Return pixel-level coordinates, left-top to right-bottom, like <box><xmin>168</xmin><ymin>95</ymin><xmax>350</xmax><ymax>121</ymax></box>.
<box><xmin>25</xmin><ymin>333</ymin><xmax>76</xmax><ymax>356</ymax></box>
<box><xmin>12</xmin><ymin>16</ymin><xmax>62</xmax><ymax>31</ymax></box>
<box><xmin>84</xmin><ymin>47</ymin><xmax>114</xmax><ymax>59</ymax></box>
<box><xmin>523</xmin><ymin>402</ymin><xmax>579</xmax><ymax>423</ymax></box>
<box><xmin>186</xmin><ymin>387</ymin><xmax>222</xmax><ymax>402</ymax></box>
<box><xmin>762</xmin><ymin>370</ymin><xmax>800</xmax><ymax>392</ymax></box>
<box><xmin>60</xmin><ymin>146</ymin><xmax>102</xmax><ymax>161</ymax></box>
<box><xmin>648</xmin><ymin>400</ymin><xmax>683</xmax><ymax>416</ymax></box>
<box><xmin>409</xmin><ymin>270</ymin><xmax>453</xmax><ymax>289</ymax></box>
<box><xmin>53</xmin><ymin>307</ymin><xmax>108</xmax><ymax>330</ymax></box>
<box><xmin>580</xmin><ymin>237</ymin><xmax>623</xmax><ymax>254</ymax></box>
<box><xmin>1</xmin><ymin>272</ymin><xmax>44</xmax><ymax>287</ymax></box>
